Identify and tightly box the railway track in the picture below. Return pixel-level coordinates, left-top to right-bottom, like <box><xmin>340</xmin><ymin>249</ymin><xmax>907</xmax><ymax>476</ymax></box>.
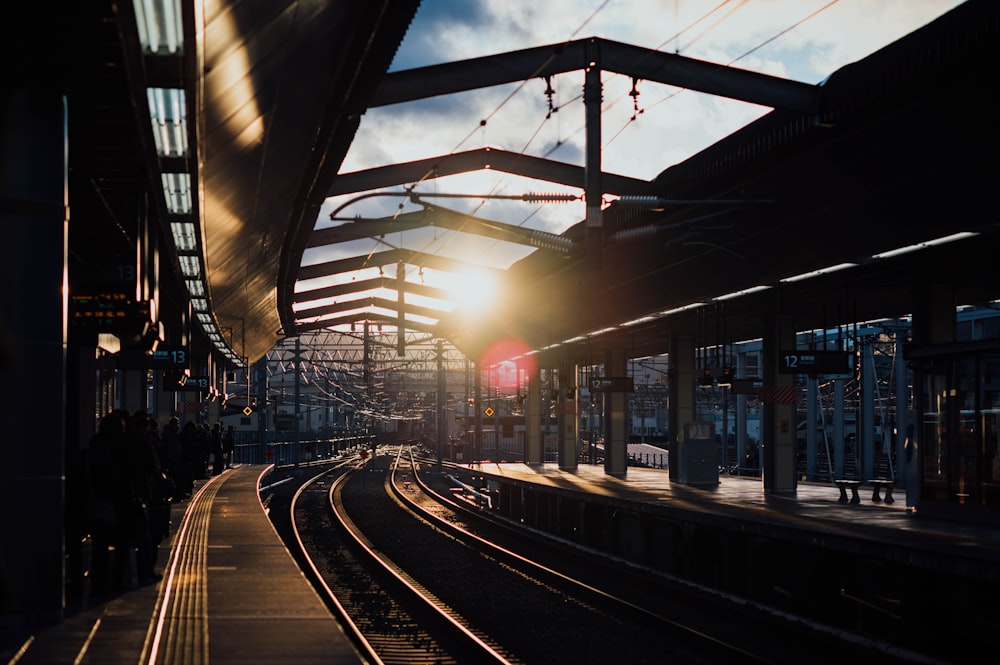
<box><xmin>288</xmin><ymin>459</ymin><xmax>512</xmax><ymax>664</ymax></box>
<box><xmin>276</xmin><ymin>445</ymin><xmax>935</xmax><ymax>664</ymax></box>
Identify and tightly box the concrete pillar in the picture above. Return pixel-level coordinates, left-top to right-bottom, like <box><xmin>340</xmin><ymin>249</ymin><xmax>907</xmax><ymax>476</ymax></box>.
<box><xmin>558</xmin><ymin>361</ymin><xmax>579</xmax><ymax>470</ymax></box>
<box><xmin>604</xmin><ymin>349</ymin><xmax>627</xmax><ymax>476</ymax></box>
<box><xmin>735</xmin><ymin>351</ymin><xmax>748</xmax><ymax>475</ymax></box>
<box><xmin>894</xmin><ymin>332</ymin><xmax>908</xmax><ymax>485</ymax></box>
<box><xmin>762</xmin><ymin>312</ymin><xmax>797</xmax><ymax>493</ymax></box>
<box><xmin>0</xmin><ymin>89</ymin><xmax>68</xmax><ymax>630</ymax></box>
<box><xmin>668</xmin><ymin>335</ymin><xmax>695</xmax><ymax>483</ymax></box>
<box><xmin>907</xmin><ymin>283</ymin><xmax>956</xmax><ymax>509</ymax></box>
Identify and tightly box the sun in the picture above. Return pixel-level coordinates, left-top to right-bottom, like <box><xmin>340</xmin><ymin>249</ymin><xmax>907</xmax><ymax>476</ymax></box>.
<box><xmin>422</xmin><ymin>267</ymin><xmax>497</xmax><ymax>312</ymax></box>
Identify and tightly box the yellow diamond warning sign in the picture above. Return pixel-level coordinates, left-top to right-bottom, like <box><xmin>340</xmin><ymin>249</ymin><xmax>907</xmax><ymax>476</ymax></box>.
<box><xmin>484</xmin><ymin>406</ymin><xmax>494</xmax><ymax>417</ymax></box>
<box><xmin>243</xmin><ymin>406</ymin><xmax>253</xmax><ymax>416</ymax></box>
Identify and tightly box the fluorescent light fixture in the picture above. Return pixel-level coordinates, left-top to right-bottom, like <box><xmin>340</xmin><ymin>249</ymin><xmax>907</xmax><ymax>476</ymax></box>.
<box><xmin>196</xmin><ymin>313</ymin><xmax>213</xmax><ymax>325</ymax></box>
<box><xmin>186</xmin><ymin>279</ymin><xmax>204</xmax><ymax>296</ymax></box>
<box><xmin>161</xmin><ymin>173</ymin><xmax>192</xmax><ymax>214</ymax></box>
<box><xmin>658</xmin><ymin>302</ymin><xmax>705</xmax><ymax>316</ymax></box>
<box><xmin>714</xmin><ymin>285</ymin><xmax>771</xmax><ymax>301</ymax></box>
<box><xmin>587</xmin><ymin>327</ymin><xmax>618</xmax><ymax>337</ymax></box>
<box><xmin>562</xmin><ymin>336</ymin><xmax>587</xmax><ymax>344</ymax></box>
<box><xmin>621</xmin><ymin>315</ymin><xmax>657</xmax><ymax>327</ymax></box>
<box><xmin>170</xmin><ymin>221</ymin><xmax>197</xmax><ymax>252</ymax></box>
<box><xmin>133</xmin><ymin>0</ymin><xmax>183</xmax><ymax>55</ymax></box>
<box><xmin>147</xmin><ymin>88</ymin><xmax>187</xmax><ymax>157</ymax></box>
<box><xmin>179</xmin><ymin>255</ymin><xmax>200</xmax><ymax>278</ymax></box>
<box><xmin>191</xmin><ymin>297</ymin><xmax>208</xmax><ymax>311</ymax></box>
<box><xmin>872</xmin><ymin>232</ymin><xmax>978</xmax><ymax>259</ymax></box>
<box><xmin>780</xmin><ymin>262</ymin><xmax>857</xmax><ymax>283</ymax></box>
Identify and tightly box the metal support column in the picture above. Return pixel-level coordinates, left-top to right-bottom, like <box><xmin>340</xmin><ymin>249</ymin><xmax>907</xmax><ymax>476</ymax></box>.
<box><xmin>834</xmin><ymin>380</ymin><xmax>846</xmax><ymax>478</ymax></box>
<box><xmin>604</xmin><ymin>349</ymin><xmax>628</xmax><ymax>476</ymax></box>
<box><xmin>584</xmin><ymin>39</ymin><xmax>603</xmax><ymax>268</ymax></box>
<box><xmin>293</xmin><ymin>336</ymin><xmax>301</xmax><ymax>468</ymax></box>
<box><xmin>806</xmin><ymin>377</ymin><xmax>819</xmax><ymax>480</ymax></box>
<box><xmin>526</xmin><ymin>365</ymin><xmax>542</xmax><ymax>464</ymax></box>
<box><xmin>436</xmin><ymin>340</ymin><xmax>444</xmax><ymax>470</ymax></box>
<box><xmin>862</xmin><ymin>337</ymin><xmax>875</xmax><ymax>480</ymax></box>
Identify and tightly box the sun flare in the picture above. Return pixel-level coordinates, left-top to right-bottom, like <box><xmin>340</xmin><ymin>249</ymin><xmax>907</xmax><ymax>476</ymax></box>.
<box><xmin>441</xmin><ymin>268</ymin><xmax>496</xmax><ymax>311</ymax></box>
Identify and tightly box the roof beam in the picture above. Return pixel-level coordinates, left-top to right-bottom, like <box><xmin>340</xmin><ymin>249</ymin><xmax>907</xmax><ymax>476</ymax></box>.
<box><xmin>295</xmin><ymin>314</ymin><xmax>439</xmax><ymax>335</ymax></box>
<box><xmin>294</xmin><ymin>296</ymin><xmax>446</xmax><ymax>322</ymax></box>
<box><xmin>297</xmin><ymin>248</ymin><xmax>506</xmax><ymax>283</ymax></box>
<box><xmin>328</xmin><ymin>147</ymin><xmax>649</xmax><ymax>197</ymax></box>
<box><xmin>292</xmin><ymin>276</ymin><xmax>452</xmax><ymax>304</ymax></box>
<box><xmin>310</xmin><ymin>206</ymin><xmax>576</xmax><ymax>253</ymax></box>
<box><xmin>372</xmin><ymin>37</ymin><xmax>819</xmax><ymax>113</ymax></box>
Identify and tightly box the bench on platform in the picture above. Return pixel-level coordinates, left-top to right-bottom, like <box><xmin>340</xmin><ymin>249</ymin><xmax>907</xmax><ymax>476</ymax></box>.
<box><xmin>834</xmin><ymin>479</ymin><xmax>862</xmax><ymax>504</ymax></box>
<box><xmin>869</xmin><ymin>479</ymin><xmax>896</xmax><ymax>504</ymax></box>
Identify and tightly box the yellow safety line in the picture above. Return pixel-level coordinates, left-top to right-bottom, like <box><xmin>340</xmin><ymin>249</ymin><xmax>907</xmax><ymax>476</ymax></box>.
<box><xmin>140</xmin><ymin>475</ymin><xmax>223</xmax><ymax>665</ymax></box>
<box><xmin>72</xmin><ymin>618</ymin><xmax>101</xmax><ymax>665</ymax></box>
<box><xmin>5</xmin><ymin>636</ymin><xmax>34</xmax><ymax>665</ymax></box>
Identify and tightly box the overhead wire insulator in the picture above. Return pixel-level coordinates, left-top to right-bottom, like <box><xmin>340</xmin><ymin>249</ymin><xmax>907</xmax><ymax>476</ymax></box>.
<box><xmin>521</xmin><ymin>192</ymin><xmax>580</xmax><ymax>203</ymax></box>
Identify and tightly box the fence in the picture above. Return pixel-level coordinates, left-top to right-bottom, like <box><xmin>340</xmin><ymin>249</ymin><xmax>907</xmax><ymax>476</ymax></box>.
<box><xmin>232</xmin><ymin>433</ymin><xmax>376</xmax><ymax>467</ymax></box>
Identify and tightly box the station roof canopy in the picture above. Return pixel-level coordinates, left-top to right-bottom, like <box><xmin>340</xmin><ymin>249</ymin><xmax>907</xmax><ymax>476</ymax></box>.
<box><xmin>16</xmin><ymin>0</ymin><xmax>999</xmax><ymax>367</ymax></box>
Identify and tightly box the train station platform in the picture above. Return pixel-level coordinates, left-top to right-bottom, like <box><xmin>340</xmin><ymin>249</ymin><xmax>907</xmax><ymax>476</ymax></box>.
<box><xmin>444</xmin><ymin>460</ymin><xmax>999</xmax><ymax>662</ymax></box>
<box><xmin>3</xmin><ymin>466</ymin><xmax>361</xmax><ymax>665</ymax></box>
<box><xmin>460</xmin><ymin>461</ymin><xmax>1000</xmax><ymax>561</ymax></box>
<box><xmin>5</xmin><ymin>459</ymin><xmax>997</xmax><ymax>664</ymax></box>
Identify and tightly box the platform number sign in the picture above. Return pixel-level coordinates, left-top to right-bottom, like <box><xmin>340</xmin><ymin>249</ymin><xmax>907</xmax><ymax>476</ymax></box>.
<box><xmin>779</xmin><ymin>350</ymin><xmax>853</xmax><ymax>377</ymax></box>
<box><xmin>149</xmin><ymin>345</ymin><xmax>188</xmax><ymax>369</ymax></box>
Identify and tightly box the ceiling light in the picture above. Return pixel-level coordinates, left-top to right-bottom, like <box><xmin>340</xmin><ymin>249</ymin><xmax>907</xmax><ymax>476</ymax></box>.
<box><xmin>658</xmin><ymin>302</ymin><xmax>704</xmax><ymax>316</ymax></box>
<box><xmin>162</xmin><ymin>173</ymin><xmax>192</xmax><ymax>214</ymax></box>
<box><xmin>587</xmin><ymin>327</ymin><xmax>618</xmax><ymax>337</ymax></box>
<box><xmin>186</xmin><ymin>279</ymin><xmax>204</xmax><ymax>296</ymax></box>
<box><xmin>780</xmin><ymin>262</ymin><xmax>856</xmax><ymax>283</ymax></box>
<box><xmin>872</xmin><ymin>231</ymin><xmax>978</xmax><ymax>259</ymax></box>
<box><xmin>621</xmin><ymin>315</ymin><xmax>657</xmax><ymax>327</ymax></box>
<box><xmin>713</xmin><ymin>285</ymin><xmax>771</xmax><ymax>301</ymax></box>
<box><xmin>170</xmin><ymin>221</ymin><xmax>197</xmax><ymax>251</ymax></box>
<box><xmin>133</xmin><ymin>0</ymin><xmax>183</xmax><ymax>56</ymax></box>
<box><xmin>147</xmin><ymin>88</ymin><xmax>187</xmax><ymax>157</ymax></box>
<box><xmin>179</xmin><ymin>255</ymin><xmax>200</xmax><ymax>278</ymax></box>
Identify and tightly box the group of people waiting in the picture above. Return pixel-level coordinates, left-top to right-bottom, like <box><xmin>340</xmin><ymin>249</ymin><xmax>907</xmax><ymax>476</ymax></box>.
<box><xmin>79</xmin><ymin>411</ymin><xmax>235</xmax><ymax>594</ymax></box>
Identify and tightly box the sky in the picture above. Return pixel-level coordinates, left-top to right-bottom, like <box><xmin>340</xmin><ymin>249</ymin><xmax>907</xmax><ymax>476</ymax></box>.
<box><xmin>300</xmin><ymin>0</ymin><xmax>967</xmax><ymax>317</ymax></box>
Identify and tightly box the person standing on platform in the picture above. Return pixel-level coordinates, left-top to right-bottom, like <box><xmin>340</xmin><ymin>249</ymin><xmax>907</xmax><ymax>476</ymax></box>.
<box><xmin>159</xmin><ymin>416</ymin><xmax>182</xmax><ymax>491</ymax></box>
<box><xmin>223</xmin><ymin>425</ymin><xmax>236</xmax><ymax>468</ymax></box>
<box><xmin>177</xmin><ymin>420</ymin><xmax>197</xmax><ymax>496</ymax></box>
<box><xmin>195</xmin><ymin>423</ymin><xmax>211</xmax><ymax>479</ymax></box>
<box><xmin>85</xmin><ymin>411</ymin><xmax>135</xmax><ymax>594</ymax></box>
<box><xmin>125</xmin><ymin>411</ymin><xmax>163</xmax><ymax>584</ymax></box>
<box><xmin>211</xmin><ymin>422</ymin><xmax>224</xmax><ymax>476</ymax></box>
